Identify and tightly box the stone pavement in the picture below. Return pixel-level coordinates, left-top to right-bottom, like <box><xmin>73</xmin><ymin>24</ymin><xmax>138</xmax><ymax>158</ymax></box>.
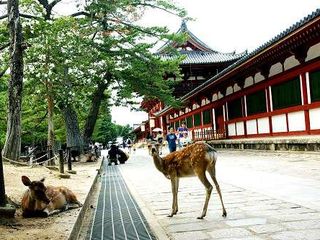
<box><xmin>110</xmin><ymin>148</ymin><xmax>320</xmax><ymax>240</ymax></box>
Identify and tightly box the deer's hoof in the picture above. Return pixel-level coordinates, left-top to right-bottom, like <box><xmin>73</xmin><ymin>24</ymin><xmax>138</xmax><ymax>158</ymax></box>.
<box><xmin>167</xmin><ymin>214</ymin><xmax>174</xmax><ymax>218</ymax></box>
<box><xmin>222</xmin><ymin>210</ymin><xmax>227</xmax><ymax>218</ymax></box>
<box><xmin>197</xmin><ymin>216</ymin><xmax>204</xmax><ymax>220</ymax></box>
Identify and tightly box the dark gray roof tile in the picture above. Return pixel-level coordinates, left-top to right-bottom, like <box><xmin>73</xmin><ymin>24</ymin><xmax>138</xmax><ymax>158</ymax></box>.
<box><xmin>161</xmin><ymin>50</ymin><xmax>246</xmax><ymax>64</ymax></box>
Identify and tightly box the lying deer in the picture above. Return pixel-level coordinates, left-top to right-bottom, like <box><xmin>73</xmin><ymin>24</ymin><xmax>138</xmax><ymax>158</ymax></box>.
<box><xmin>21</xmin><ymin>176</ymin><xmax>82</xmax><ymax>217</ymax></box>
<box><xmin>149</xmin><ymin>142</ymin><xmax>227</xmax><ymax>219</ymax></box>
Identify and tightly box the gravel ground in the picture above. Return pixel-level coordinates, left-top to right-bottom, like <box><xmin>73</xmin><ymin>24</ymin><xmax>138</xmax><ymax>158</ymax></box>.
<box><xmin>0</xmin><ymin>157</ymin><xmax>102</xmax><ymax>240</ymax></box>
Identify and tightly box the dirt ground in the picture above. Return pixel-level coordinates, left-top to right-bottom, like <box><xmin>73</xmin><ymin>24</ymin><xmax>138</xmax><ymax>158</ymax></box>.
<box><xmin>0</xmin><ymin>156</ymin><xmax>102</xmax><ymax>240</ymax></box>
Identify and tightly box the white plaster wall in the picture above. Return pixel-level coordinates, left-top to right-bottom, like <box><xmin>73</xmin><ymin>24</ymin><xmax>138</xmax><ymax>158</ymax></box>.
<box><xmin>244</xmin><ymin>76</ymin><xmax>254</xmax><ymax>88</ymax></box>
<box><xmin>179</xmin><ymin>111</ymin><xmax>184</xmax><ymax>116</ymax></box>
<box><xmin>201</xmin><ymin>99</ymin><xmax>206</xmax><ymax>106</ymax></box>
<box><xmin>226</xmin><ymin>86</ymin><xmax>233</xmax><ymax>96</ymax></box>
<box><xmin>205</xmin><ymin>98</ymin><xmax>210</xmax><ymax>104</ymax></box>
<box><xmin>246</xmin><ymin>119</ymin><xmax>257</xmax><ymax>135</ymax></box>
<box><xmin>218</xmin><ymin>91</ymin><xmax>224</xmax><ymax>99</ymax></box>
<box><xmin>192</xmin><ymin>103</ymin><xmax>198</xmax><ymax>110</ymax></box>
<box><xmin>309</xmin><ymin>108</ymin><xmax>320</xmax><ymax>130</ymax></box>
<box><xmin>254</xmin><ymin>72</ymin><xmax>265</xmax><ymax>83</ymax></box>
<box><xmin>269</xmin><ymin>62</ymin><xmax>283</xmax><ymax>77</ymax></box>
<box><xmin>234</xmin><ymin>83</ymin><xmax>241</xmax><ymax>92</ymax></box>
<box><xmin>306</xmin><ymin>42</ymin><xmax>320</xmax><ymax>62</ymax></box>
<box><xmin>228</xmin><ymin>123</ymin><xmax>236</xmax><ymax>136</ymax></box>
<box><xmin>258</xmin><ymin>117</ymin><xmax>270</xmax><ymax>134</ymax></box>
<box><xmin>284</xmin><ymin>55</ymin><xmax>300</xmax><ymax>70</ymax></box>
<box><xmin>272</xmin><ymin>114</ymin><xmax>287</xmax><ymax>133</ymax></box>
<box><xmin>288</xmin><ymin>111</ymin><xmax>305</xmax><ymax>131</ymax></box>
<box><xmin>236</xmin><ymin>121</ymin><xmax>245</xmax><ymax>135</ymax></box>
<box><xmin>212</xmin><ymin>93</ymin><xmax>218</xmax><ymax>101</ymax></box>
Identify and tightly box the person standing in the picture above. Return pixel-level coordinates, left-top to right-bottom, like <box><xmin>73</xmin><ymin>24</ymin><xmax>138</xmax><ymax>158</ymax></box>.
<box><xmin>155</xmin><ymin>131</ymin><xmax>164</xmax><ymax>155</ymax></box>
<box><xmin>166</xmin><ymin>127</ymin><xmax>177</xmax><ymax>153</ymax></box>
<box><xmin>177</xmin><ymin>122</ymin><xmax>188</xmax><ymax>148</ymax></box>
<box><xmin>126</xmin><ymin>138</ymin><xmax>133</xmax><ymax>154</ymax></box>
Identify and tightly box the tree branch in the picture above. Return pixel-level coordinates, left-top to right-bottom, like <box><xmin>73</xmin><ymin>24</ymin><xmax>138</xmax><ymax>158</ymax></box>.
<box><xmin>20</xmin><ymin>13</ymin><xmax>42</xmax><ymax>20</ymax></box>
<box><xmin>0</xmin><ymin>1</ymin><xmax>7</xmax><ymax>5</ymax></box>
<box><xmin>0</xmin><ymin>14</ymin><xmax>8</xmax><ymax>20</ymax></box>
<box><xmin>0</xmin><ymin>43</ymin><xmax>9</xmax><ymax>51</ymax></box>
<box><xmin>49</xmin><ymin>0</ymin><xmax>62</xmax><ymax>8</ymax></box>
<box><xmin>0</xmin><ymin>66</ymin><xmax>8</xmax><ymax>79</ymax></box>
<box><xmin>70</xmin><ymin>11</ymin><xmax>91</xmax><ymax>17</ymax></box>
<box><xmin>37</xmin><ymin>0</ymin><xmax>63</xmax><ymax>19</ymax></box>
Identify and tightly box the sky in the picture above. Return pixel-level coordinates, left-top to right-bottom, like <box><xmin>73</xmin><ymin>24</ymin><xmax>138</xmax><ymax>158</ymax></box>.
<box><xmin>4</xmin><ymin>0</ymin><xmax>320</xmax><ymax>127</ymax></box>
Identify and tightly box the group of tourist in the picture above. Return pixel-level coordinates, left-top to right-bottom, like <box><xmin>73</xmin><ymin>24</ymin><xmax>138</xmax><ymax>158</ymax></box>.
<box><xmin>148</xmin><ymin>122</ymin><xmax>191</xmax><ymax>154</ymax></box>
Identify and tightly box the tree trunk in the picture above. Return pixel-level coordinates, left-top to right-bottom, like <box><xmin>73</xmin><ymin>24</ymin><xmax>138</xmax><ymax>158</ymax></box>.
<box><xmin>46</xmin><ymin>79</ymin><xmax>55</xmax><ymax>165</ymax></box>
<box><xmin>3</xmin><ymin>0</ymin><xmax>24</xmax><ymax>160</ymax></box>
<box><xmin>82</xmin><ymin>80</ymin><xmax>109</xmax><ymax>145</ymax></box>
<box><xmin>61</xmin><ymin>104</ymin><xmax>83</xmax><ymax>151</ymax></box>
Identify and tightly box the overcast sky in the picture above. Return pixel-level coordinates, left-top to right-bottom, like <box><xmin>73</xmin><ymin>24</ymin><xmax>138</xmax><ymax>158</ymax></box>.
<box><xmin>112</xmin><ymin>0</ymin><xmax>319</xmax><ymax>126</ymax></box>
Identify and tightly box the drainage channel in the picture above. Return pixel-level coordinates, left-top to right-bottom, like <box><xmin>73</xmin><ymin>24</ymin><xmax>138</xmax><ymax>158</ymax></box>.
<box><xmin>89</xmin><ymin>162</ymin><xmax>157</xmax><ymax>240</ymax></box>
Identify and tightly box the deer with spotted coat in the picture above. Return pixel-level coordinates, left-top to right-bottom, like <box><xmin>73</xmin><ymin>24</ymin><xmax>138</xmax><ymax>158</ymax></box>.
<box><xmin>149</xmin><ymin>141</ymin><xmax>227</xmax><ymax>219</ymax></box>
<box><xmin>21</xmin><ymin>176</ymin><xmax>82</xmax><ymax>217</ymax></box>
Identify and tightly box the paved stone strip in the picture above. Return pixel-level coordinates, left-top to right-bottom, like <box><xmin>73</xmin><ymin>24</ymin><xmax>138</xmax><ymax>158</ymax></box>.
<box><xmin>89</xmin><ymin>162</ymin><xmax>157</xmax><ymax>240</ymax></box>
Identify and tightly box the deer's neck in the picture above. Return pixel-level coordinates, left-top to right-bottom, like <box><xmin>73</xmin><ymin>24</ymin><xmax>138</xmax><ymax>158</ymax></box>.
<box><xmin>152</xmin><ymin>154</ymin><xmax>164</xmax><ymax>173</ymax></box>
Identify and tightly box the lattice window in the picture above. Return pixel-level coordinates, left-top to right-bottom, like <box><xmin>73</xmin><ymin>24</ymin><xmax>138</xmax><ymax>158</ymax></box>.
<box><xmin>194</xmin><ymin>113</ymin><xmax>201</xmax><ymax>126</ymax></box>
<box><xmin>310</xmin><ymin>70</ymin><xmax>320</xmax><ymax>102</ymax></box>
<box><xmin>272</xmin><ymin>77</ymin><xmax>301</xmax><ymax>110</ymax></box>
<box><xmin>202</xmin><ymin>110</ymin><xmax>212</xmax><ymax>124</ymax></box>
<box><xmin>228</xmin><ymin>98</ymin><xmax>243</xmax><ymax>120</ymax></box>
<box><xmin>246</xmin><ymin>90</ymin><xmax>266</xmax><ymax>115</ymax></box>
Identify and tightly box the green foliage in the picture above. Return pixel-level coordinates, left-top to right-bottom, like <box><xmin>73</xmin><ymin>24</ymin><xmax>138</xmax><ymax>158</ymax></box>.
<box><xmin>0</xmin><ymin>0</ymin><xmax>188</xmax><ymax>147</ymax></box>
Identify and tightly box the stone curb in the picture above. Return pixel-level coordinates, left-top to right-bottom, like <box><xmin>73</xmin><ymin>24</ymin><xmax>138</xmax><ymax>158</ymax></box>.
<box><xmin>68</xmin><ymin>157</ymin><xmax>104</xmax><ymax>240</ymax></box>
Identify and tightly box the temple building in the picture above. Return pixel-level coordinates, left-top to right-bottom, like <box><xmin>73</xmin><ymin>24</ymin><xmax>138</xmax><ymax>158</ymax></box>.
<box><xmin>136</xmin><ymin>9</ymin><xmax>320</xmax><ymax>145</ymax></box>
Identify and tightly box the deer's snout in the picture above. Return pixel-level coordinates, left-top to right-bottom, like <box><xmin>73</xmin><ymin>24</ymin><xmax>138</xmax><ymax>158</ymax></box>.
<box><xmin>151</xmin><ymin>147</ymin><xmax>157</xmax><ymax>153</ymax></box>
<box><xmin>35</xmin><ymin>190</ymin><xmax>50</xmax><ymax>204</ymax></box>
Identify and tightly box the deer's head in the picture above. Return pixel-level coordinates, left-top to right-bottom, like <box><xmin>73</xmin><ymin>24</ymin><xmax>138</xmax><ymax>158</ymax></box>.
<box><xmin>147</xmin><ymin>141</ymin><xmax>160</xmax><ymax>156</ymax></box>
<box><xmin>21</xmin><ymin>176</ymin><xmax>50</xmax><ymax>204</ymax></box>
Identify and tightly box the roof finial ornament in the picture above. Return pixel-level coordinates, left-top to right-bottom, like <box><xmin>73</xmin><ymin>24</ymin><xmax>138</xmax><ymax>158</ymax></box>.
<box><xmin>181</xmin><ymin>19</ymin><xmax>188</xmax><ymax>31</ymax></box>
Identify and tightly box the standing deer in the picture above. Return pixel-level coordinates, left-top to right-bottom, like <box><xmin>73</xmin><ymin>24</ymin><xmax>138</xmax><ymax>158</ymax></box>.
<box><xmin>149</xmin><ymin>142</ymin><xmax>227</xmax><ymax>219</ymax></box>
<box><xmin>21</xmin><ymin>176</ymin><xmax>82</xmax><ymax>217</ymax></box>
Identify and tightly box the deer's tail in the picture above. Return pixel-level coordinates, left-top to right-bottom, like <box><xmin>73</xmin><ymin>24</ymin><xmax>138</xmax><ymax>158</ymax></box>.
<box><xmin>205</xmin><ymin>143</ymin><xmax>218</xmax><ymax>164</ymax></box>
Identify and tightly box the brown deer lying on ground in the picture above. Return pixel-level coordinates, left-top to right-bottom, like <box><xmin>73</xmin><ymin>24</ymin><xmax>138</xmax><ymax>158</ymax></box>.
<box><xmin>149</xmin><ymin>142</ymin><xmax>227</xmax><ymax>219</ymax></box>
<box><xmin>21</xmin><ymin>176</ymin><xmax>82</xmax><ymax>217</ymax></box>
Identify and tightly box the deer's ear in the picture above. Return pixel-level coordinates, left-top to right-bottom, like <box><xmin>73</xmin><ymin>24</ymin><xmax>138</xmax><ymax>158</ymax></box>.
<box><xmin>40</xmin><ymin>177</ymin><xmax>45</xmax><ymax>182</ymax></box>
<box><xmin>21</xmin><ymin>176</ymin><xmax>31</xmax><ymax>186</ymax></box>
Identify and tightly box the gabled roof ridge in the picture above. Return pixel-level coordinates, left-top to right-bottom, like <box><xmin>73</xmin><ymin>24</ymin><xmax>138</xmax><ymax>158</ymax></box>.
<box><xmin>179</xmin><ymin>24</ymin><xmax>215</xmax><ymax>52</ymax></box>
<box><xmin>157</xmin><ymin>20</ymin><xmax>215</xmax><ymax>53</ymax></box>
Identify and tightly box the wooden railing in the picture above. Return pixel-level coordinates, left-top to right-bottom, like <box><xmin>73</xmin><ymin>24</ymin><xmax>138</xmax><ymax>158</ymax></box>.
<box><xmin>192</xmin><ymin>129</ymin><xmax>226</xmax><ymax>141</ymax></box>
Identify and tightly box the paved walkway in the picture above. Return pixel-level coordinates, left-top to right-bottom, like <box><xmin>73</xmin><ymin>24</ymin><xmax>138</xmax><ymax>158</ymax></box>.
<box><xmin>116</xmin><ymin>148</ymin><xmax>320</xmax><ymax>240</ymax></box>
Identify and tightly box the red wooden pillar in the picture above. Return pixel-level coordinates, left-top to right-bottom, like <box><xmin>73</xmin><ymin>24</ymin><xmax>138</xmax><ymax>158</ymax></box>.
<box><xmin>301</xmin><ymin>72</ymin><xmax>311</xmax><ymax>133</ymax></box>
<box><xmin>266</xmin><ymin>86</ymin><xmax>273</xmax><ymax>135</ymax></box>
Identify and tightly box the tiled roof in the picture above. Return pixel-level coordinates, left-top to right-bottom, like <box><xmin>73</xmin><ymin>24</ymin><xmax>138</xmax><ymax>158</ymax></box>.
<box><xmin>161</xmin><ymin>50</ymin><xmax>247</xmax><ymax>64</ymax></box>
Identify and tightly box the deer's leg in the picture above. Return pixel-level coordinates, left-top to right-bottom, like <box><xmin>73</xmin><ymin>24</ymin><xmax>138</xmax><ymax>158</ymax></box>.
<box><xmin>196</xmin><ymin>172</ymin><xmax>213</xmax><ymax>219</ymax></box>
<box><xmin>168</xmin><ymin>175</ymin><xmax>179</xmax><ymax>217</ymax></box>
<box><xmin>207</xmin><ymin>165</ymin><xmax>227</xmax><ymax>217</ymax></box>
